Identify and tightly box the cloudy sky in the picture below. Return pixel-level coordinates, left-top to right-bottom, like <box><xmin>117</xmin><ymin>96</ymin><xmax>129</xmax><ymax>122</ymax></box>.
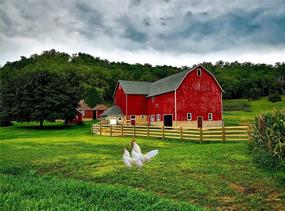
<box><xmin>0</xmin><ymin>0</ymin><xmax>285</xmax><ymax>66</ymax></box>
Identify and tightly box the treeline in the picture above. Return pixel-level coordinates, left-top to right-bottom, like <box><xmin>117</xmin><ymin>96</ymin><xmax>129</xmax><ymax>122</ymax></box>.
<box><xmin>2</xmin><ymin>50</ymin><xmax>285</xmax><ymax>100</ymax></box>
<box><xmin>0</xmin><ymin>50</ymin><xmax>284</xmax><ymax>125</ymax></box>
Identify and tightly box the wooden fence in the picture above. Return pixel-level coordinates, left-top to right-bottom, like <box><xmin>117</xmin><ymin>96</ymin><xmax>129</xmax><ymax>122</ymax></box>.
<box><xmin>92</xmin><ymin>124</ymin><xmax>251</xmax><ymax>142</ymax></box>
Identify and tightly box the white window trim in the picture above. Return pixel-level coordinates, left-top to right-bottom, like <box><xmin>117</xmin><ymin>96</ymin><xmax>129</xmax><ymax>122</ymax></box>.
<box><xmin>156</xmin><ymin>114</ymin><xmax>161</xmax><ymax>121</ymax></box>
<box><xmin>150</xmin><ymin>115</ymin><xmax>155</xmax><ymax>122</ymax></box>
<box><xmin>187</xmin><ymin>113</ymin><xmax>192</xmax><ymax>121</ymax></box>
<box><xmin>197</xmin><ymin>68</ymin><xmax>202</xmax><ymax>76</ymax></box>
<box><xmin>208</xmin><ymin>113</ymin><xmax>213</xmax><ymax>121</ymax></box>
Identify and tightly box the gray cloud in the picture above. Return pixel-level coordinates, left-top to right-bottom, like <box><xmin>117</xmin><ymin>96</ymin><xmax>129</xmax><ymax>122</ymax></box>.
<box><xmin>0</xmin><ymin>0</ymin><xmax>285</xmax><ymax>66</ymax></box>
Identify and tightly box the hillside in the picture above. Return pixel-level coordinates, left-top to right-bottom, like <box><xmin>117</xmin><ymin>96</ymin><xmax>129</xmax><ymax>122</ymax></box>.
<box><xmin>223</xmin><ymin>96</ymin><xmax>285</xmax><ymax>125</ymax></box>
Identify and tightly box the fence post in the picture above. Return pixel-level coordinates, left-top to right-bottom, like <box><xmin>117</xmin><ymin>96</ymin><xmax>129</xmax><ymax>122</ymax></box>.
<box><xmin>121</xmin><ymin>125</ymin><xmax>124</xmax><ymax>136</ymax></box>
<box><xmin>110</xmin><ymin>125</ymin><xmax>112</xmax><ymax>136</ymax></box>
<box><xmin>147</xmin><ymin>125</ymin><xmax>149</xmax><ymax>139</ymax></box>
<box><xmin>247</xmin><ymin>126</ymin><xmax>251</xmax><ymax>143</ymax></box>
<box><xmin>200</xmin><ymin>128</ymin><xmax>203</xmax><ymax>143</ymax></box>
<box><xmin>222</xmin><ymin>126</ymin><xmax>226</xmax><ymax>142</ymax></box>
<box><xmin>133</xmin><ymin>125</ymin><xmax>135</xmax><ymax>138</ymax></box>
<box><xmin>162</xmin><ymin>126</ymin><xmax>165</xmax><ymax>140</ymax></box>
<box><xmin>99</xmin><ymin>122</ymin><xmax>102</xmax><ymax>136</ymax></box>
<box><xmin>180</xmin><ymin>127</ymin><xmax>183</xmax><ymax>141</ymax></box>
<box><xmin>91</xmin><ymin>124</ymin><xmax>93</xmax><ymax>135</ymax></box>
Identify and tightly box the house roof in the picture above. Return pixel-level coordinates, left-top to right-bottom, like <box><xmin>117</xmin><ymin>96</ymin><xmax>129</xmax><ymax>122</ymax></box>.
<box><xmin>99</xmin><ymin>105</ymin><xmax>123</xmax><ymax>117</ymax></box>
<box><xmin>77</xmin><ymin>100</ymin><xmax>93</xmax><ymax>110</ymax></box>
<box><xmin>114</xmin><ymin>65</ymin><xmax>224</xmax><ymax>98</ymax></box>
<box><xmin>94</xmin><ymin>104</ymin><xmax>108</xmax><ymax>111</ymax></box>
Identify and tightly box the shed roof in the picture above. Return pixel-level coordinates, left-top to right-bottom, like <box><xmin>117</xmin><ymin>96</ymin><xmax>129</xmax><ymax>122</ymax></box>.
<box><xmin>94</xmin><ymin>104</ymin><xmax>108</xmax><ymax>111</ymax></box>
<box><xmin>99</xmin><ymin>105</ymin><xmax>123</xmax><ymax>117</ymax></box>
<box><xmin>77</xmin><ymin>100</ymin><xmax>93</xmax><ymax>110</ymax></box>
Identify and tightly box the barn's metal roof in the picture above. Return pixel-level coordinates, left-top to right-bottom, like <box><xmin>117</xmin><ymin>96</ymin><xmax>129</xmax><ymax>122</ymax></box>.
<box><xmin>147</xmin><ymin>70</ymin><xmax>189</xmax><ymax>97</ymax></box>
<box><xmin>117</xmin><ymin>80</ymin><xmax>153</xmax><ymax>95</ymax></box>
<box><xmin>114</xmin><ymin>65</ymin><xmax>224</xmax><ymax>98</ymax></box>
<box><xmin>99</xmin><ymin>105</ymin><xmax>123</xmax><ymax>117</ymax></box>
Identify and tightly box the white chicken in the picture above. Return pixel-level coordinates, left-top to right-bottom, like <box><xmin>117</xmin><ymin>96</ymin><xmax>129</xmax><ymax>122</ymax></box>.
<box><xmin>131</xmin><ymin>140</ymin><xmax>159</xmax><ymax>163</ymax></box>
<box><xmin>122</xmin><ymin>148</ymin><xmax>142</xmax><ymax>168</ymax></box>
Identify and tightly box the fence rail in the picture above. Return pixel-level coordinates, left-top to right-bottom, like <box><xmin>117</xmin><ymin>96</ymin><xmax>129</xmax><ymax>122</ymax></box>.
<box><xmin>92</xmin><ymin>124</ymin><xmax>251</xmax><ymax>142</ymax></box>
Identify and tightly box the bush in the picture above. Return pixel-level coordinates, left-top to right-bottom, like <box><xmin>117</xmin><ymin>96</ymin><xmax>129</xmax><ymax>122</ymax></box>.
<box><xmin>249</xmin><ymin>110</ymin><xmax>285</xmax><ymax>170</ymax></box>
<box><xmin>268</xmin><ymin>93</ymin><xmax>281</xmax><ymax>102</ymax></box>
<box><xmin>223</xmin><ymin>99</ymin><xmax>251</xmax><ymax>111</ymax></box>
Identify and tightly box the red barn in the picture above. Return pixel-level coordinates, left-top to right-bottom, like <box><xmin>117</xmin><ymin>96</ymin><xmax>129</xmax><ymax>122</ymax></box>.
<box><xmin>101</xmin><ymin>65</ymin><xmax>224</xmax><ymax>128</ymax></box>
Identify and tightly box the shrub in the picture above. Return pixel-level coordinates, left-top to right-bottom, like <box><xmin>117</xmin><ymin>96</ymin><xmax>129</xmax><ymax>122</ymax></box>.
<box><xmin>223</xmin><ymin>99</ymin><xmax>251</xmax><ymax>111</ymax></box>
<box><xmin>249</xmin><ymin>110</ymin><xmax>285</xmax><ymax>170</ymax></box>
<box><xmin>268</xmin><ymin>93</ymin><xmax>281</xmax><ymax>102</ymax></box>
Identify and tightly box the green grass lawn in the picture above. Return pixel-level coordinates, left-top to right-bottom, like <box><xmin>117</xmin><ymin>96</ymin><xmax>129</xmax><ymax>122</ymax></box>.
<box><xmin>223</xmin><ymin>96</ymin><xmax>285</xmax><ymax>125</ymax></box>
<box><xmin>0</xmin><ymin>121</ymin><xmax>284</xmax><ymax>210</ymax></box>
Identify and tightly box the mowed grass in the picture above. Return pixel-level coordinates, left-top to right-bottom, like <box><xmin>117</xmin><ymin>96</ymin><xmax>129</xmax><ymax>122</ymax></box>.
<box><xmin>223</xmin><ymin>96</ymin><xmax>285</xmax><ymax>125</ymax></box>
<box><xmin>1</xmin><ymin>122</ymin><xmax>284</xmax><ymax>210</ymax></box>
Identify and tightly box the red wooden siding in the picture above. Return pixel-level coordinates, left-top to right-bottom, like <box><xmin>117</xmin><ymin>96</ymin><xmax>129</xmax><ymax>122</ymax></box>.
<box><xmin>146</xmin><ymin>92</ymin><xmax>175</xmax><ymax>121</ymax></box>
<box><xmin>176</xmin><ymin>66</ymin><xmax>222</xmax><ymax>121</ymax></box>
<box><xmin>114</xmin><ymin>84</ymin><xmax>127</xmax><ymax>114</ymax></box>
<box><xmin>114</xmin><ymin>84</ymin><xmax>147</xmax><ymax>115</ymax></box>
<box><xmin>83</xmin><ymin>110</ymin><xmax>93</xmax><ymax>119</ymax></box>
<box><xmin>127</xmin><ymin>95</ymin><xmax>147</xmax><ymax>115</ymax></box>
<box><xmin>96</xmin><ymin>110</ymin><xmax>104</xmax><ymax>118</ymax></box>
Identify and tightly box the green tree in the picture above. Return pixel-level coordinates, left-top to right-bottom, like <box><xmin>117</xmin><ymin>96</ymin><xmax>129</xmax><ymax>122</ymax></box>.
<box><xmin>12</xmin><ymin>69</ymin><xmax>84</xmax><ymax>127</ymax></box>
<box><xmin>86</xmin><ymin>87</ymin><xmax>104</xmax><ymax>108</ymax></box>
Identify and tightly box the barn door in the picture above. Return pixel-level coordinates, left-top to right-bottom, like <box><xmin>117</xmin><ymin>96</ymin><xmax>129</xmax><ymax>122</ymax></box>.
<box><xmin>164</xmin><ymin>115</ymin><xmax>173</xmax><ymax>127</ymax></box>
<box><xmin>130</xmin><ymin>115</ymin><xmax>136</xmax><ymax>125</ymax></box>
<box><xmin>197</xmin><ymin>116</ymin><xmax>203</xmax><ymax>128</ymax></box>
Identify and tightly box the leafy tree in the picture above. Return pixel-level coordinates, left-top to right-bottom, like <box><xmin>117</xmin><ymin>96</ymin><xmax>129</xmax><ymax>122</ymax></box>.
<box><xmin>86</xmin><ymin>87</ymin><xmax>104</xmax><ymax>108</ymax></box>
<box><xmin>12</xmin><ymin>69</ymin><xmax>84</xmax><ymax>127</ymax></box>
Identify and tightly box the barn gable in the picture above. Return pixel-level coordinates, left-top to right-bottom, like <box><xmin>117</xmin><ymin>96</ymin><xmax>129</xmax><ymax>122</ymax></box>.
<box><xmin>147</xmin><ymin>65</ymin><xmax>224</xmax><ymax>97</ymax></box>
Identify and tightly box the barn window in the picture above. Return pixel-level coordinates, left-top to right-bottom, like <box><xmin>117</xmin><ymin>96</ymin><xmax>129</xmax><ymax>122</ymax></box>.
<box><xmin>152</xmin><ymin>97</ymin><xmax>155</xmax><ymax>102</ymax></box>
<box><xmin>150</xmin><ymin>115</ymin><xmax>155</xmax><ymax>122</ymax></box>
<box><xmin>197</xmin><ymin>68</ymin><xmax>202</xmax><ymax>76</ymax></box>
<box><xmin>156</xmin><ymin>114</ymin><xmax>161</xmax><ymax>121</ymax></box>
<box><xmin>187</xmin><ymin>113</ymin><xmax>192</xmax><ymax>120</ymax></box>
<box><xmin>155</xmin><ymin>103</ymin><xmax>159</xmax><ymax>108</ymax></box>
<box><xmin>208</xmin><ymin>113</ymin><xmax>213</xmax><ymax>121</ymax></box>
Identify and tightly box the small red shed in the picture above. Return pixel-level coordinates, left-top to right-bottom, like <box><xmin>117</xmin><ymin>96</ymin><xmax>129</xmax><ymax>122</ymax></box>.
<box><xmin>94</xmin><ymin>104</ymin><xmax>108</xmax><ymax>119</ymax></box>
<box><xmin>77</xmin><ymin>100</ymin><xmax>94</xmax><ymax>120</ymax></box>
